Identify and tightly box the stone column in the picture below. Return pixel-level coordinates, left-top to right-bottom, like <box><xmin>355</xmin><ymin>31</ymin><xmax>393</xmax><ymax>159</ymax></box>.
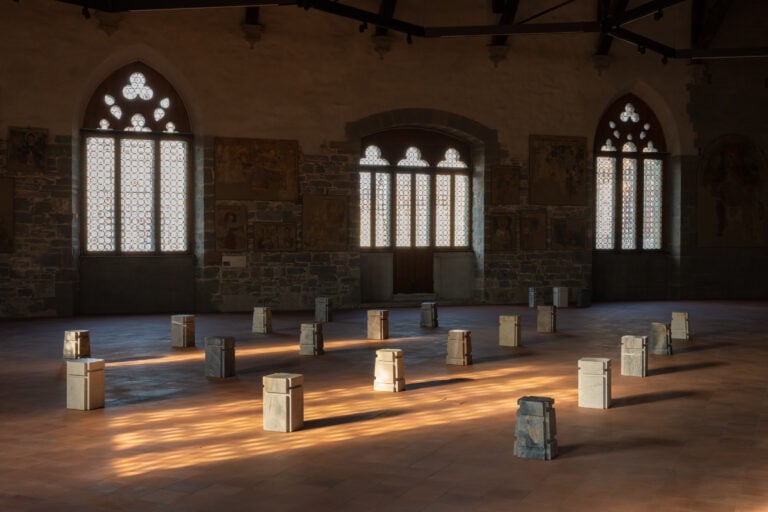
<box><xmin>553</xmin><ymin>287</ymin><xmax>569</xmax><ymax>308</ymax></box>
<box><xmin>315</xmin><ymin>297</ymin><xmax>332</xmax><ymax>323</ymax></box>
<box><xmin>63</xmin><ymin>330</ymin><xmax>91</xmax><ymax>359</ymax></box>
<box><xmin>420</xmin><ymin>302</ymin><xmax>438</xmax><ymax>328</ymax></box>
<box><xmin>578</xmin><ymin>357</ymin><xmax>611</xmax><ymax>409</ymax></box>
<box><xmin>537</xmin><ymin>305</ymin><xmax>556</xmax><ymax>333</ymax></box>
<box><xmin>205</xmin><ymin>336</ymin><xmax>236</xmax><ymax>378</ymax></box>
<box><xmin>621</xmin><ymin>335</ymin><xmax>648</xmax><ymax>377</ymax></box>
<box><xmin>499</xmin><ymin>315</ymin><xmax>521</xmax><ymax>347</ymax></box>
<box><xmin>367</xmin><ymin>309</ymin><xmax>389</xmax><ymax>340</ymax></box>
<box><xmin>263</xmin><ymin>373</ymin><xmax>304</xmax><ymax>432</ymax></box>
<box><xmin>299</xmin><ymin>323</ymin><xmax>324</xmax><ymax>355</ymax></box>
<box><xmin>649</xmin><ymin>322</ymin><xmax>672</xmax><ymax>355</ymax></box>
<box><xmin>670</xmin><ymin>312</ymin><xmax>690</xmax><ymax>340</ymax></box>
<box><xmin>252</xmin><ymin>307</ymin><xmax>272</xmax><ymax>334</ymax></box>
<box><xmin>374</xmin><ymin>348</ymin><xmax>405</xmax><ymax>392</ymax></box>
<box><xmin>171</xmin><ymin>315</ymin><xmax>195</xmax><ymax>348</ymax></box>
<box><xmin>66</xmin><ymin>358</ymin><xmax>105</xmax><ymax>410</ymax></box>
<box><xmin>513</xmin><ymin>396</ymin><xmax>558</xmax><ymax>460</ymax></box>
<box><xmin>446</xmin><ymin>330</ymin><xmax>472</xmax><ymax>365</ymax></box>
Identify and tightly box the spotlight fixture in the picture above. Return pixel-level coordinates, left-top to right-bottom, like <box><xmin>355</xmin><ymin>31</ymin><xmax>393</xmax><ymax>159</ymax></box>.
<box><xmin>81</xmin><ymin>5</ymin><xmax>90</xmax><ymax>19</ymax></box>
<box><xmin>359</xmin><ymin>21</ymin><xmax>367</xmax><ymax>33</ymax></box>
<box><xmin>637</xmin><ymin>44</ymin><xmax>646</xmax><ymax>54</ymax></box>
<box><xmin>654</xmin><ymin>9</ymin><xmax>663</xmax><ymax>21</ymax></box>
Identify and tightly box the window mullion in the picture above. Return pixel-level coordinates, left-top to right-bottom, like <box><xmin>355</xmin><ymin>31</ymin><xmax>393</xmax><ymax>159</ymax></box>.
<box><xmin>154</xmin><ymin>137</ymin><xmax>161</xmax><ymax>252</ymax></box>
<box><xmin>115</xmin><ymin>135</ymin><xmax>123</xmax><ymax>254</ymax></box>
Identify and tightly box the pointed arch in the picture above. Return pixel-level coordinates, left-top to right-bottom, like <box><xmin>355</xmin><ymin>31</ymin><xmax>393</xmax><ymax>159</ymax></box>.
<box><xmin>594</xmin><ymin>94</ymin><xmax>667</xmax><ymax>251</ymax></box>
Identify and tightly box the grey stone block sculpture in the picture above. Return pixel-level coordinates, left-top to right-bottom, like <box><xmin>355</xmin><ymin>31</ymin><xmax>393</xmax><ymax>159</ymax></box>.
<box><xmin>537</xmin><ymin>305</ymin><xmax>556</xmax><ymax>333</ymax></box>
<box><xmin>367</xmin><ymin>309</ymin><xmax>389</xmax><ymax>340</ymax></box>
<box><xmin>252</xmin><ymin>307</ymin><xmax>272</xmax><ymax>334</ymax></box>
<box><xmin>420</xmin><ymin>302</ymin><xmax>438</xmax><ymax>328</ymax></box>
<box><xmin>315</xmin><ymin>297</ymin><xmax>332</xmax><ymax>323</ymax></box>
<box><xmin>263</xmin><ymin>373</ymin><xmax>304</xmax><ymax>432</ymax></box>
<box><xmin>513</xmin><ymin>396</ymin><xmax>558</xmax><ymax>460</ymax></box>
<box><xmin>66</xmin><ymin>358</ymin><xmax>105</xmax><ymax>410</ymax></box>
<box><xmin>553</xmin><ymin>287</ymin><xmax>569</xmax><ymax>308</ymax></box>
<box><xmin>63</xmin><ymin>330</ymin><xmax>91</xmax><ymax>359</ymax></box>
<box><xmin>499</xmin><ymin>315</ymin><xmax>521</xmax><ymax>347</ymax></box>
<box><xmin>205</xmin><ymin>336</ymin><xmax>236</xmax><ymax>378</ymax></box>
<box><xmin>649</xmin><ymin>322</ymin><xmax>672</xmax><ymax>355</ymax></box>
<box><xmin>578</xmin><ymin>357</ymin><xmax>611</xmax><ymax>409</ymax></box>
<box><xmin>670</xmin><ymin>312</ymin><xmax>690</xmax><ymax>341</ymax></box>
<box><xmin>621</xmin><ymin>335</ymin><xmax>648</xmax><ymax>377</ymax></box>
<box><xmin>299</xmin><ymin>323</ymin><xmax>324</xmax><ymax>355</ymax></box>
<box><xmin>374</xmin><ymin>348</ymin><xmax>405</xmax><ymax>392</ymax></box>
<box><xmin>446</xmin><ymin>329</ymin><xmax>472</xmax><ymax>365</ymax></box>
<box><xmin>171</xmin><ymin>315</ymin><xmax>195</xmax><ymax>348</ymax></box>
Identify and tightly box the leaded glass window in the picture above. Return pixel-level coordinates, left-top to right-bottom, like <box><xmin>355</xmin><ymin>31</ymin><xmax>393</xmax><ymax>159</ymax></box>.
<box><xmin>594</xmin><ymin>94</ymin><xmax>666</xmax><ymax>251</ymax></box>
<box><xmin>358</xmin><ymin>139</ymin><xmax>471</xmax><ymax>249</ymax></box>
<box><xmin>82</xmin><ymin>62</ymin><xmax>191</xmax><ymax>254</ymax></box>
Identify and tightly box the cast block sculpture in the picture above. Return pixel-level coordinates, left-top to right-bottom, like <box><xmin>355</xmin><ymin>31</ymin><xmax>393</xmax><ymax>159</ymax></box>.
<box><xmin>670</xmin><ymin>312</ymin><xmax>690</xmax><ymax>341</ymax></box>
<box><xmin>171</xmin><ymin>315</ymin><xmax>195</xmax><ymax>348</ymax></box>
<box><xmin>553</xmin><ymin>287</ymin><xmax>569</xmax><ymax>308</ymax></box>
<box><xmin>205</xmin><ymin>336</ymin><xmax>236</xmax><ymax>378</ymax></box>
<box><xmin>63</xmin><ymin>330</ymin><xmax>91</xmax><ymax>359</ymax></box>
<box><xmin>499</xmin><ymin>315</ymin><xmax>521</xmax><ymax>347</ymax></box>
<box><xmin>315</xmin><ymin>297</ymin><xmax>332</xmax><ymax>323</ymax></box>
<box><xmin>263</xmin><ymin>373</ymin><xmax>304</xmax><ymax>432</ymax></box>
<box><xmin>528</xmin><ymin>287</ymin><xmax>548</xmax><ymax>308</ymax></box>
<box><xmin>621</xmin><ymin>335</ymin><xmax>648</xmax><ymax>377</ymax></box>
<box><xmin>252</xmin><ymin>307</ymin><xmax>272</xmax><ymax>334</ymax></box>
<box><xmin>299</xmin><ymin>323</ymin><xmax>324</xmax><ymax>355</ymax></box>
<box><xmin>66</xmin><ymin>358</ymin><xmax>105</xmax><ymax>410</ymax></box>
<box><xmin>374</xmin><ymin>348</ymin><xmax>405</xmax><ymax>392</ymax></box>
<box><xmin>421</xmin><ymin>302</ymin><xmax>438</xmax><ymax>328</ymax></box>
<box><xmin>578</xmin><ymin>357</ymin><xmax>611</xmax><ymax>409</ymax></box>
<box><xmin>367</xmin><ymin>309</ymin><xmax>389</xmax><ymax>340</ymax></box>
<box><xmin>537</xmin><ymin>305</ymin><xmax>556</xmax><ymax>333</ymax></box>
<box><xmin>513</xmin><ymin>396</ymin><xmax>558</xmax><ymax>460</ymax></box>
<box><xmin>446</xmin><ymin>330</ymin><xmax>472</xmax><ymax>366</ymax></box>
<box><xmin>649</xmin><ymin>322</ymin><xmax>672</xmax><ymax>355</ymax></box>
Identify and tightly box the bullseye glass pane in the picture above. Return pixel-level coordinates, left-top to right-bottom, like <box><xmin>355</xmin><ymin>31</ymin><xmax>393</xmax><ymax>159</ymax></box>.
<box><xmin>621</xmin><ymin>157</ymin><xmax>637</xmax><ymax>250</ymax></box>
<box><xmin>85</xmin><ymin>137</ymin><xmax>116</xmax><ymax>252</ymax></box>
<box><xmin>159</xmin><ymin>140</ymin><xmax>187</xmax><ymax>251</ymax></box>
<box><xmin>395</xmin><ymin>173</ymin><xmax>412</xmax><ymax>247</ymax></box>
<box><xmin>595</xmin><ymin>156</ymin><xmax>615</xmax><ymax>249</ymax></box>
<box><xmin>374</xmin><ymin>172</ymin><xmax>390</xmax><ymax>247</ymax></box>
<box><xmin>453</xmin><ymin>174</ymin><xmax>469</xmax><ymax>246</ymax></box>
<box><xmin>120</xmin><ymin>139</ymin><xmax>155</xmax><ymax>252</ymax></box>
<box><xmin>435</xmin><ymin>174</ymin><xmax>451</xmax><ymax>247</ymax></box>
<box><xmin>415</xmin><ymin>174</ymin><xmax>430</xmax><ymax>247</ymax></box>
<box><xmin>643</xmin><ymin>159</ymin><xmax>662</xmax><ymax>249</ymax></box>
<box><xmin>359</xmin><ymin>172</ymin><xmax>371</xmax><ymax>247</ymax></box>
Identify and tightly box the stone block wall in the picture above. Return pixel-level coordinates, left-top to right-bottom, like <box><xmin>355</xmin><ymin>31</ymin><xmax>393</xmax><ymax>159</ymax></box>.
<box><xmin>200</xmin><ymin>143</ymin><xmax>361</xmax><ymax>312</ymax></box>
<box><xmin>0</xmin><ymin>134</ymin><xmax>77</xmax><ymax>317</ymax></box>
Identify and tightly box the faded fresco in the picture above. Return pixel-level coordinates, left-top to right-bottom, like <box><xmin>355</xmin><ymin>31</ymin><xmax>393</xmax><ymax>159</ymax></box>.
<box><xmin>303</xmin><ymin>195</ymin><xmax>348</xmax><ymax>251</ymax></box>
<box><xmin>550</xmin><ymin>216</ymin><xmax>588</xmax><ymax>250</ymax></box>
<box><xmin>488</xmin><ymin>214</ymin><xmax>517</xmax><ymax>251</ymax></box>
<box><xmin>0</xmin><ymin>178</ymin><xmax>13</xmax><ymax>253</ymax></box>
<box><xmin>529</xmin><ymin>135</ymin><xmax>587</xmax><ymax>206</ymax></box>
<box><xmin>7</xmin><ymin>127</ymin><xmax>47</xmax><ymax>172</ymax></box>
<box><xmin>215</xmin><ymin>205</ymin><xmax>248</xmax><ymax>251</ymax></box>
<box><xmin>698</xmin><ymin>134</ymin><xmax>768</xmax><ymax>247</ymax></box>
<box><xmin>520</xmin><ymin>212</ymin><xmax>547</xmax><ymax>250</ymax></box>
<box><xmin>253</xmin><ymin>222</ymin><xmax>296</xmax><ymax>251</ymax></box>
<box><xmin>214</xmin><ymin>138</ymin><xmax>299</xmax><ymax>201</ymax></box>
<box><xmin>490</xmin><ymin>165</ymin><xmax>520</xmax><ymax>205</ymax></box>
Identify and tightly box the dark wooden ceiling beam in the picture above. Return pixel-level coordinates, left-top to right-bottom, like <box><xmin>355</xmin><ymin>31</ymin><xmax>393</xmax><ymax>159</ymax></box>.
<box><xmin>374</xmin><ymin>0</ymin><xmax>398</xmax><ymax>37</ymax></box>
<box><xmin>426</xmin><ymin>21</ymin><xmax>600</xmax><ymax>38</ymax></box>
<box><xmin>595</xmin><ymin>0</ymin><xmax>628</xmax><ymax>56</ymax></box>
<box><xmin>691</xmin><ymin>0</ymin><xmax>733</xmax><ymax>49</ymax></box>
<box><xmin>613</xmin><ymin>0</ymin><xmax>687</xmax><ymax>26</ymax></box>
<box><xmin>58</xmin><ymin>0</ymin><xmax>298</xmax><ymax>11</ymax></box>
<box><xmin>490</xmin><ymin>0</ymin><xmax>519</xmax><ymax>47</ymax></box>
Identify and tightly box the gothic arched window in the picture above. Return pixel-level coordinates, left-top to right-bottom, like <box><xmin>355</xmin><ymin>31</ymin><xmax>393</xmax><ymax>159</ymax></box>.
<box><xmin>358</xmin><ymin>130</ymin><xmax>471</xmax><ymax>249</ymax></box>
<box><xmin>81</xmin><ymin>62</ymin><xmax>191</xmax><ymax>253</ymax></box>
<box><xmin>594</xmin><ymin>95</ymin><xmax>666</xmax><ymax>250</ymax></box>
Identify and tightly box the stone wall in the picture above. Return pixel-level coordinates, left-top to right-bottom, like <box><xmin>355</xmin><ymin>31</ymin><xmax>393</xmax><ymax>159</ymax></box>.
<box><xmin>200</xmin><ymin>144</ymin><xmax>360</xmax><ymax>312</ymax></box>
<box><xmin>0</xmin><ymin>134</ymin><xmax>77</xmax><ymax>317</ymax></box>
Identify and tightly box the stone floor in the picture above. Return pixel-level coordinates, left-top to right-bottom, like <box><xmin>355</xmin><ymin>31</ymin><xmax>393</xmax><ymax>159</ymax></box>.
<box><xmin>1</xmin><ymin>301</ymin><xmax>767</xmax><ymax>511</ymax></box>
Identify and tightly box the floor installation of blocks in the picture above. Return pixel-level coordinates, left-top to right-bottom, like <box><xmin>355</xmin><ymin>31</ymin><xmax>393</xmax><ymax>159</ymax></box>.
<box><xmin>2</xmin><ymin>301</ymin><xmax>765</xmax><ymax>511</ymax></box>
